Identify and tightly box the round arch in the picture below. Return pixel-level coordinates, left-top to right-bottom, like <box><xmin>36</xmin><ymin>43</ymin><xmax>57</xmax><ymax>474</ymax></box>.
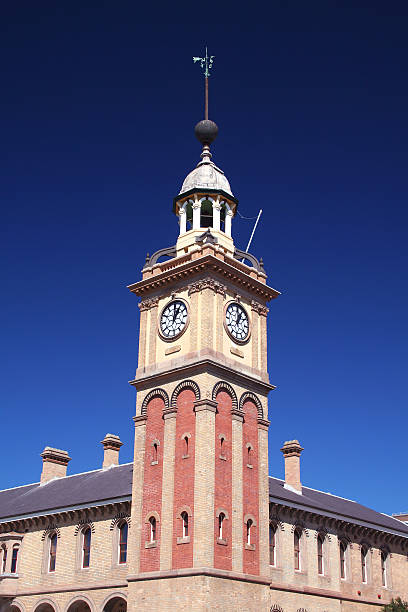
<box><xmin>34</xmin><ymin>599</ymin><xmax>59</xmax><ymax>612</ymax></box>
<box><xmin>141</xmin><ymin>388</ymin><xmax>169</xmax><ymax>414</ymax></box>
<box><xmin>239</xmin><ymin>392</ymin><xmax>263</xmax><ymax>418</ymax></box>
<box><xmin>65</xmin><ymin>595</ymin><xmax>94</xmax><ymax>612</ymax></box>
<box><xmin>212</xmin><ymin>381</ymin><xmax>238</xmax><ymax>410</ymax></box>
<box><xmin>171</xmin><ymin>380</ymin><xmax>200</xmax><ymax>409</ymax></box>
<box><xmin>102</xmin><ymin>594</ymin><xmax>127</xmax><ymax>612</ymax></box>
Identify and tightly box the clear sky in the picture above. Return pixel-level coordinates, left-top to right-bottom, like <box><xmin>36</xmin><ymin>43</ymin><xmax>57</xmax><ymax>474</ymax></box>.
<box><xmin>1</xmin><ymin>1</ymin><xmax>407</xmax><ymax>516</ymax></box>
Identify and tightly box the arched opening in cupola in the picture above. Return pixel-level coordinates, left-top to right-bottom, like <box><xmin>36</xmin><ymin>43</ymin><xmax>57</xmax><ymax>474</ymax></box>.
<box><xmin>200</xmin><ymin>199</ymin><xmax>213</xmax><ymax>228</ymax></box>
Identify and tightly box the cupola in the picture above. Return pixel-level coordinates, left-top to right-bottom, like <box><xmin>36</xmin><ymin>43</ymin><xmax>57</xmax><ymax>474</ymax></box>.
<box><xmin>173</xmin><ymin>119</ymin><xmax>238</xmax><ymax>246</ymax></box>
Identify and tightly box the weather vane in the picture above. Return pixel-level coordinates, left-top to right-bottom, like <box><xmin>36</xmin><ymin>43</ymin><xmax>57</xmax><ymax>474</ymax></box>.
<box><xmin>193</xmin><ymin>46</ymin><xmax>215</xmax><ymax>120</ymax></box>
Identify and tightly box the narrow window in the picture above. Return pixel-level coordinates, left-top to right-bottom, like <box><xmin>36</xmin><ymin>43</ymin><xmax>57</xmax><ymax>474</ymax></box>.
<box><xmin>181</xmin><ymin>511</ymin><xmax>188</xmax><ymax>538</ymax></box>
<box><xmin>294</xmin><ymin>529</ymin><xmax>301</xmax><ymax>571</ymax></box>
<box><xmin>152</xmin><ymin>443</ymin><xmax>158</xmax><ymax>463</ymax></box>
<box><xmin>361</xmin><ymin>546</ymin><xmax>367</xmax><ymax>583</ymax></box>
<box><xmin>269</xmin><ymin>524</ymin><xmax>276</xmax><ymax>566</ymax></box>
<box><xmin>340</xmin><ymin>541</ymin><xmax>346</xmax><ymax>579</ymax></box>
<box><xmin>317</xmin><ymin>534</ymin><xmax>324</xmax><ymax>575</ymax></box>
<box><xmin>82</xmin><ymin>527</ymin><xmax>91</xmax><ymax>568</ymax></box>
<box><xmin>119</xmin><ymin>521</ymin><xmax>128</xmax><ymax>563</ymax></box>
<box><xmin>184</xmin><ymin>436</ymin><xmax>189</xmax><ymax>456</ymax></box>
<box><xmin>247</xmin><ymin>446</ymin><xmax>252</xmax><ymax>466</ymax></box>
<box><xmin>218</xmin><ymin>513</ymin><xmax>225</xmax><ymax>539</ymax></box>
<box><xmin>49</xmin><ymin>533</ymin><xmax>57</xmax><ymax>572</ymax></box>
<box><xmin>149</xmin><ymin>517</ymin><xmax>157</xmax><ymax>543</ymax></box>
<box><xmin>1</xmin><ymin>547</ymin><xmax>7</xmax><ymax>573</ymax></box>
<box><xmin>220</xmin><ymin>437</ymin><xmax>225</xmax><ymax>456</ymax></box>
<box><xmin>381</xmin><ymin>551</ymin><xmax>387</xmax><ymax>587</ymax></box>
<box><xmin>246</xmin><ymin>519</ymin><xmax>253</xmax><ymax>545</ymax></box>
<box><xmin>10</xmin><ymin>545</ymin><xmax>19</xmax><ymax>574</ymax></box>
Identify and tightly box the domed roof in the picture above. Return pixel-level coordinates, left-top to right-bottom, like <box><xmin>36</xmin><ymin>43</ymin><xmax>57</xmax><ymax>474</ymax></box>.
<box><xmin>179</xmin><ymin>150</ymin><xmax>233</xmax><ymax>197</ymax></box>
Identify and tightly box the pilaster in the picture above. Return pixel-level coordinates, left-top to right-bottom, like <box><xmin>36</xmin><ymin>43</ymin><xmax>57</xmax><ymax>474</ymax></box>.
<box><xmin>231</xmin><ymin>409</ymin><xmax>244</xmax><ymax>572</ymax></box>
<box><xmin>129</xmin><ymin>414</ymin><xmax>147</xmax><ymax>575</ymax></box>
<box><xmin>160</xmin><ymin>408</ymin><xmax>177</xmax><ymax>570</ymax></box>
<box><xmin>193</xmin><ymin>398</ymin><xmax>217</xmax><ymax>567</ymax></box>
<box><xmin>257</xmin><ymin>418</ymin><xmax>270</xmax><ymax>577</ymax></box>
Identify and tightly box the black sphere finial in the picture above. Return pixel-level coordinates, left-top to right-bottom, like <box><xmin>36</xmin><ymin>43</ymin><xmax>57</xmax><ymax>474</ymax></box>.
<box><xmin>194</xmin><ymin>119</ymin><xmax>218</xmax><ymax>146</ymax></box>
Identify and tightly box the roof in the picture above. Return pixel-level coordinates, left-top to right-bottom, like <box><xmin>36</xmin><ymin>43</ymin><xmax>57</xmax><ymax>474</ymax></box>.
<box><xmin>0</xmin><ymin>463</ymin><xmax>133</xmax><ymax>522</ymax></box>
<box><xmin>269</xmin><ymin>476</ymin><xmax>408</xmax><ymax>538</ymax></box>
<box><xmin>1</xmin><ymin>465</ymin><xmax>407</xmax><ymax>539</ymax></box>
<box><xmin>179</xmin><ymin>154</ymin><xmax>233</xmax><ymax>197</ymax></box>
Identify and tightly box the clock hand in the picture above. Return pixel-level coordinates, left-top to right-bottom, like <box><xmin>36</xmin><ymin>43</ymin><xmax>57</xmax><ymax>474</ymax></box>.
<box><xmin>173</xmin><ymin>306</ymin><xmax>180</xmax><ymax>323</ymax></box>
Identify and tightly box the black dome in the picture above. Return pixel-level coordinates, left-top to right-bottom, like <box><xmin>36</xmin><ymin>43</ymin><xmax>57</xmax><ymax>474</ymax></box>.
<box><xmin>194</xmin><ymin>119</ymin><xmax>218</xmax><ymax>146</ymax></box>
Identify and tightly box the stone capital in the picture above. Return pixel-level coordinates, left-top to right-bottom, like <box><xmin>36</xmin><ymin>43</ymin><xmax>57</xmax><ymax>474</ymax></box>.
<box><xmin>194</xmin><ymin>398</ymin><xmax>218</xmax><ymax>413</ymax></box>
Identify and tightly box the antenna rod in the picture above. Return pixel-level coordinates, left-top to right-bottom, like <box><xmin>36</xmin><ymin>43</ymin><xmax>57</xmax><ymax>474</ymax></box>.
<box><xmin>245</xmin><ymin>209</ymin><xmax>263</xmax><ymax>253</ymax></box>
<box><xmin>205</xmin><ymin>75</ymin><xmax>208</xmax><ymax>120</ymax></box>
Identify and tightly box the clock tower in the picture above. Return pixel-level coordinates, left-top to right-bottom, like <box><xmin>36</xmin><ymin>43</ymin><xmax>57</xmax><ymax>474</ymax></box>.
<box><xmin>126</xmin><ymin>117</ymin><xmax>280</xmax><ymax>610</ymax></box>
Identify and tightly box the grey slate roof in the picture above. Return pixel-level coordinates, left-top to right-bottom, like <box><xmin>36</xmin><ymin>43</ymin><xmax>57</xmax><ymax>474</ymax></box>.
<box><xmin>0</xmin><ymin>463</ymin><xmax>132</xmax><ymax>521</ymax></box>
<box><xmin>269</xmin><ymin>476</ymin><xmax>408</xmax><ymax>537</ymax></box>
<box><xmin>0</xmin><ymin>463</ymin><xmax>406</xmax><ymax>539</ymax></box>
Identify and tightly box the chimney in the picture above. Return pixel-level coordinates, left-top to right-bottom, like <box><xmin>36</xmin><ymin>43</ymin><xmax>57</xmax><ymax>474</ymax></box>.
<box><xmin>40</xmin><ymin>447</ymin><xmax>71</xmax><ymax>484</ymax></box>
<box><xmin>101</xmin><ymin>434</ymin><xmax>123</xmax><ymax>468</ymax></box>
<box><xmin>280</xmin><ymin>439</ymin><xmax>304</xmax><ymax>494</ymax></box>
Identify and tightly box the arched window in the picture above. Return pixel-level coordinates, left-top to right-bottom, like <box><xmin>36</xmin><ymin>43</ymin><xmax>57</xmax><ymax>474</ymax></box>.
<box><xmin>247</xmin><ymin>445</ymin><xmax>253</xmax><ymax>467</ymax></box>
<box><xmin>220</xmin><ymin>436</ymin><xmax>225</xmax><ymax>457</ymax></box>
<box><xmin>218</xmin><ymin>513</ymin><xmax>225</xmax><ymax>539</ymax></box>
<box><xmin>294</xmin><ymin>529</ymin><xmax>301</xmax><ymax>571</ymax></box>
<box><xmin>10</xmin><ymin>545</ymin><xmax>19</xmax><ymax>574</ymax></box>
<box><xmin>149</xmin><ymin>517</ymin><xmax>157</xmax><ymax>543</ymax></box>
<box><xmin>246</xmin><ymin>519</ymin><xmax>253</xmax><ymax>545</ymax></box>
<box><xmin>82</xmin><ymin>527</ymin><xmax>91</xmax><ymax>568</ymax></box>
<box><xmin>317</xmin><ymin>534</ymin><xmax>324</xmax><ymax>575</ymax></box>
<box><xmin>339</xmin><ymin>540</ymin><xmax>347</xmax><ymax>579</ymax></box>
<box><xmin>118</xmin><ymin>521</ymin><xmax>128</xmax><ymax>563</ymax></box>
<box><xmin>49</xmin><ymin>533</ymin><xmax>57</xmax><ymax>572</ymax></box>
<box><xmin>181</xmin><ymin>511</ymin><xmax>188</xmax><ymax>538</ymax></box>
<box><xmin>381</xmin><ymin>551</ymin><xmax>387</xmax><ymax>587</ymax></box>
<box><xmin>269</xmin><ymin>524</ymin><xmax>276</xmax><ymax>566</ymax></box>
<box><xmin>361</xmin><ymin>546</ymin><xmax>368</xmax><ymax>583</ymax></box>
<box><xmin>1</xmin><ymin>546</ymin><xmax>7</xmax><ymax>573</ymax></box>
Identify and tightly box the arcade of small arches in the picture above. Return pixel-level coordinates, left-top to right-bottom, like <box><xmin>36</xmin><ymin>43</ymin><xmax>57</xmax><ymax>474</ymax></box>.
<box><xmin>177</xmin><ymin>195</ymin><xmax>234</xmax><ymax>236</ymax></box>
<box><xmin>8</xmin><ymin>594</ymin><xmax>127</xmax><ymax>612</ymax></box>
<box><xmin>140</xmin><ymin>380</ymin><xmax>264</xmax><ymax>419</ymax></box>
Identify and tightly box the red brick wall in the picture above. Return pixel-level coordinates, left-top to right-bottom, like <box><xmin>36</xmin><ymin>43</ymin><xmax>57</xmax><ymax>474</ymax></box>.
<box><xmin>214</xmin><ymin>390</ymin><xmax>233</xmax><ymax>570</ymax></box>
<box><xmin>242</xmin><ymin>399</ymin><xmax>260</xmax><ymax>575</ymax></box>
<box><xmin>139</xmin><ymin>396</ymin><xmax>165</xmax><ymax>572</ymax></box>
<box><xmin>172</xmin><ymin>388</ymin><xmax>196</xmax><ymax>569</ymax></box>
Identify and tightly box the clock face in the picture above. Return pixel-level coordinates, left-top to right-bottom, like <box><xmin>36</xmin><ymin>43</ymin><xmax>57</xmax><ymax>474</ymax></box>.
<box><xmin>225</xmin><ymin>302</ymin><xmax>250</xmax><ymax>342</ymax></box>
<box><xmin>160</xmin><ymin>300</ymin><xmax>188</xmax><ymax>339</ymax></box>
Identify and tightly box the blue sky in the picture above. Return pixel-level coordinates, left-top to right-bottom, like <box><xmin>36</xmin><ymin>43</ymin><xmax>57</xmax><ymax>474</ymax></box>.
<box><xmin>1</xmin><ymin>1</ymin><xmax>407</xmax><ymax>515</ymax></box>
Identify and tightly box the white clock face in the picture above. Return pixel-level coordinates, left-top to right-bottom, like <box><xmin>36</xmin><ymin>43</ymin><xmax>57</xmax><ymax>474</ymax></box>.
<box><xmin>160</xmin><ymin>300</ymin><xmax>188</xmax><ymax>339</ymax></box>
<box><xmin>225</xmin><ymin>303</ymin><xmax>249</xmax><ymax>342</ymax></box>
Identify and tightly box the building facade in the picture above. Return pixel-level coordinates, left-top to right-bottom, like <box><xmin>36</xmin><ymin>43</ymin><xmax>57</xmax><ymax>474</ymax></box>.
<box><xmin>1</xmin><ymin>117</ymin><xmax>408</xmax><ymax>612</ymax></box>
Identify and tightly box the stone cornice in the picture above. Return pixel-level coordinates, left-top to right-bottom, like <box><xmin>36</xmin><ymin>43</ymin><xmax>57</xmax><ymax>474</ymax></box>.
<box><xmin>128</xmin><ymin>251</ymin><xmax>280</xmax><ymax>302</ymax></box>
<box><xmin>0</xmin><ymin>498</ymin><xmax>131</xmax><ymax>531</ymax></box>
<box><xmin>270</xmin><ymin>500</ymin><xmax>408</xmax><ymax>546</ymax></box>
<box><xmin>130</xmin><ymin>353</ymin><xmax>275</xmax><ymax>395</ymax></box>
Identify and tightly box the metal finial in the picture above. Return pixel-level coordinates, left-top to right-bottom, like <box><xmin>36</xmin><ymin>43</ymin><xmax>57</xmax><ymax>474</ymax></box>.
<box><xmin>193</xmin><ymin>46</ymin><xmax>215</xmax><ymax>120</ymax></box>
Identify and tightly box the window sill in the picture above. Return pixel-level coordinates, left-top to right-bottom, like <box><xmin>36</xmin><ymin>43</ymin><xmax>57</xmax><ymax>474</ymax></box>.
<box><xmin>245</xmin><ymin>543</ymin><xmax>255</xmax><ymax>551</ymax></box>
<box><xmin>0</xmin><ymin>573</ymin><xmax>19</xmax><ymax>579</ymax></box>
<box><xmin>151</xmin><ymin>460</ymin><xmax>158</xmax><ymax>466</ymax></box>
<box><xmin>219</xmin><ymin>455</ymin><xmax>227</xmax><ymax>461</ymax></box>
<box><xmin>246</xmin><ymin>464</ymin><xmax>253</xmax><ymax>469</ymax></box>
<box><xmin>177</xmin><ymin>536</ymin><xmax>190</xmax><ymax>545</ymax></box>
<box><xmin>182</xmin><ymin>454</ymin><xmax>190</xmax><ymax>459</ymax></box>
<box><xmin>216</xmin><ymin>537</ymin><xmax>228</xmax><ymax>546</ymax></box>
<box><xmin>145</xmin><ymin>541</ymin><xmax>157</xmax><ymax>549</ymax></box>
